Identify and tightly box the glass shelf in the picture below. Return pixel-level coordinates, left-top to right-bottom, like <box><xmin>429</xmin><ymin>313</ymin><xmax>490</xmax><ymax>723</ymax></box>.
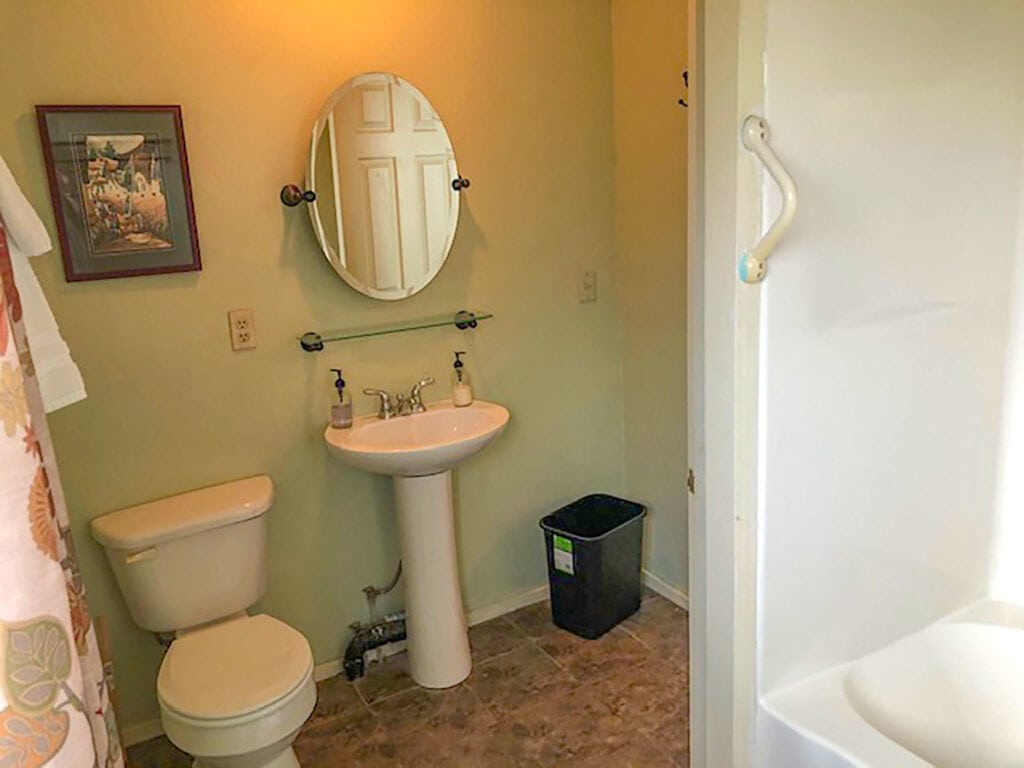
<box><xmin>299</xmin><ymin>309</ymin><xmax>493</xmax><ymax>351</ymax></box>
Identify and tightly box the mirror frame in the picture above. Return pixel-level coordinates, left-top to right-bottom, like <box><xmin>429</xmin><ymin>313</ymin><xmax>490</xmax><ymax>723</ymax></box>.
<box><xmin>305</xmin><ymin>72</ymin><xmax>461</xmax><ymax>301</ymax></box>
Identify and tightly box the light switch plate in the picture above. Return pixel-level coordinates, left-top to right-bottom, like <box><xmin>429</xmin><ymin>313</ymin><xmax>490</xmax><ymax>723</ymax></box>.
<box><xmin>228</xmin><ymin>308</ymin><xmax>257</xmax><ymax>350</ymax></box>
<box><xmin>578</xmin><ymin>268</ymin><xmax>597</xmax><ymax>303</ymax></box>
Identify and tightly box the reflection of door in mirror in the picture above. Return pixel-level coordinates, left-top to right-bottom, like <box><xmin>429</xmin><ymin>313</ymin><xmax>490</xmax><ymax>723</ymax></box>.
<box><xmin>332</xmin><ymin>78</ymin><xmax>455</xmax><ymax>293</ymax></box>
<box><xmin>308</xmin><ymin>73</ymin><xmax>461</xmax><ymax>300</ymax></box>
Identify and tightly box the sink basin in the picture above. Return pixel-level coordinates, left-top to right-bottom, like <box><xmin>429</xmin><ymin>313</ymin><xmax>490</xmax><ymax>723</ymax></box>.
<box><xmin>324</xmin><ymin>399</ymin><xmax>509</xmax><ymax>477</ymax></box>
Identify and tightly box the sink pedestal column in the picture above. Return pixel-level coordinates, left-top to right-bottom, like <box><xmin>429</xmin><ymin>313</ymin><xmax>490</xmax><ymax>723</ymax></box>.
<box><xmin>393</xmin><ymin>470</ymin><xmax>471</xmax><ymax>688</ymax></box>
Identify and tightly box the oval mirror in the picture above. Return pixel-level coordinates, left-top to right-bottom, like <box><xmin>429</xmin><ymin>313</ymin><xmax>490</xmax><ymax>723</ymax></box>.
<box><xmin>307</xmin><ymin>73</ymin><xmax>460</xmax><ymax>300</ymax></box>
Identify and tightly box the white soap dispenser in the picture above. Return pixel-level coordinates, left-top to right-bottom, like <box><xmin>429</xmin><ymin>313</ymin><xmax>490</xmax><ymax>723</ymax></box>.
<box><xmin>329</xmin><ymin>368</ymin><xmax>353</xmax><ymax>428</ymax></box>
<box><xmin>451</xmin><ymin>351</ymin><xmax>473</xmax><ymax>407</ymax></box>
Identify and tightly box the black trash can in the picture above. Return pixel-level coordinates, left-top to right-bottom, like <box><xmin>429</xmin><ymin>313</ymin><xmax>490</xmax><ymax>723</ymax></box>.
<box><xmin>540</xmin><ymin>494</ymin><xmax>646</xmax><ymax>639</ymax></box>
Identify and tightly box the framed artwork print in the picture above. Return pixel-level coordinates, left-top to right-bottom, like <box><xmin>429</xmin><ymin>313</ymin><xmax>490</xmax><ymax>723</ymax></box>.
<box><xmin>36</xmin><ymin>105</ymin><xmax>201</xmax><ymax>282</ymax></box>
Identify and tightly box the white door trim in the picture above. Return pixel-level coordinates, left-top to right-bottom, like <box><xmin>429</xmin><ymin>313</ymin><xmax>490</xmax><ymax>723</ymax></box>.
<box><xmin>689</xmin><ymin>0</ymin><xmax>766</xmax><ymax>764</ymax></box>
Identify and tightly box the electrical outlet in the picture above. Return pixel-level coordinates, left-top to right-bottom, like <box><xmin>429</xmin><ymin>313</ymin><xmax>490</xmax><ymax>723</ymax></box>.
<box><xmin>578</xmin><ymin>268</ymin><xmax>597</xmax><ymax>303</ymax></box>
<box><xmin>228</xmin><ymin>308</ymin><xmax>257</xmax><ymax>350</ymax></box>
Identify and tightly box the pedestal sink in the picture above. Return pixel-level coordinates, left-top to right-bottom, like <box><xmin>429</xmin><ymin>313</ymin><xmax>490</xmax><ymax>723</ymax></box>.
<box><xmin>324</xmin><ymin>399</ymin><xmax>509</xmax><ymax>688</ymax></box>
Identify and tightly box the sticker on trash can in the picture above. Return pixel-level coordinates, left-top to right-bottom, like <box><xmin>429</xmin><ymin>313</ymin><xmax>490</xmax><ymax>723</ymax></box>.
<box><xmin>553</xmin><ymin>535</ymin><xmax>574</xmax><ymax>575</ymax></box>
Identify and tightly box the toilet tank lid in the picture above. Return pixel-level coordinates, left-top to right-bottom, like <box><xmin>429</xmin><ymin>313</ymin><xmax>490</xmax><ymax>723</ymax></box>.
<box><xmin>91</xmin><ymin>476</ymin><xmax>274</xmax><ymax>550</ymax></box>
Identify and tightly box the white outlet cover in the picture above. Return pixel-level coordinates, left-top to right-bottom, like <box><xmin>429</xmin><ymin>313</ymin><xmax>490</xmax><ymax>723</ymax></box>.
<box><xmin>228</xmin><ymin>309</ymin><xmax>257</xmax><ymax>350</ymax></box>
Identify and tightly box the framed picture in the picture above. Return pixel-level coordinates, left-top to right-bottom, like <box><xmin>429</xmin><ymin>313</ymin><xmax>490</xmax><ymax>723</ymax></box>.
<box><xmin>36</xmin><ymin>105</ymin><xmax>201</xmax><ymax>282</ymax></box>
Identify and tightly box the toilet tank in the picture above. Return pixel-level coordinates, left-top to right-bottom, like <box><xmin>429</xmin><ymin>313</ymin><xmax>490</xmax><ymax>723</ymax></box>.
<box><xmin>91</xmin><ymin>476</ymin><xmax>273</xmax><ymax>633</ymax></box>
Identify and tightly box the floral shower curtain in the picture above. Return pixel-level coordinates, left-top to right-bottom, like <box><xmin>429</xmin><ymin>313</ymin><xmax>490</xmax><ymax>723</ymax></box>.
<box><xmin>0</xmin><ymin>227</ymin><xmax>122</xmax><ymax>767</ymax></box>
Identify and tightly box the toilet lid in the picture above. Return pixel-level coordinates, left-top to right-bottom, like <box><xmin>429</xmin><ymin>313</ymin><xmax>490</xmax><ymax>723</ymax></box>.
<box><xmin>157</xmin><ymin>614</ymin><xmax>312</xmax><ymax>720</ymax></box>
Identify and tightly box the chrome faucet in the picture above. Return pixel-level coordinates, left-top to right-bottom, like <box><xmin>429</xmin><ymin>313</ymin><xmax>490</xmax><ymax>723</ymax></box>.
<box><xmin>363</xmin><ymin>388</ymin><xmax>400</xmax><ymax>420</ymax></box>
<box><xmin>407</xmin><ymin>377</ymin><xmax>435</xmax><ymax>413</ymax></box>
<box><xmin>364</xmin><ymin>377</ymin><xmax>434</xmax><ymax>419</ymax></box>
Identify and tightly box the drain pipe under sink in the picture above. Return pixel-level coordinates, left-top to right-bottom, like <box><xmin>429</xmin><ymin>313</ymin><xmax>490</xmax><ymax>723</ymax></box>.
<box><xmin>343</xmin><ymin>612</ymin><xmax>407</xmax><ymax>680</ymax></box>
<box><xmin>343</xmin><ymin>561</ymin><xmax>406</xmax><ymax>680</ymax></box>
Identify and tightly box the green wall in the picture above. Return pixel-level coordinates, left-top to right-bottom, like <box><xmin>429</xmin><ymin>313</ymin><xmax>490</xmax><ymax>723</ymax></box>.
<box><xmin>0</xmin><ymin>0</ymin><xmax>629</xmax><ymax>729</ymax></box>
<box><xmin>612</xmin><ymin>0</ymin><xmax>690</xmax><ymax>590</ymax></box>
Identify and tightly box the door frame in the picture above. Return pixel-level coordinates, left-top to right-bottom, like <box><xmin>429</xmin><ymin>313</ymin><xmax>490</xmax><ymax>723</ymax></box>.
<box><xmin>687</xmin><ymin>0</ymin><xmax>765</xmax><ymax>764</ymax></box>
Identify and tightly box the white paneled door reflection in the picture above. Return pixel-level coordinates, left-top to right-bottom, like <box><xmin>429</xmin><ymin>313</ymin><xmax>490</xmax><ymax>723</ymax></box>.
<box><xmin>332</xmin><ymin>80</ymin><xmax>455</xmax><ymax>293</ymax></box>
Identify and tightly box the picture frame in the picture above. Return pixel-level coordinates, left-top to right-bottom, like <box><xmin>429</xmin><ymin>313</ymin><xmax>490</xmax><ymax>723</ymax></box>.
<box><xmin>36</xmin><ymin>105</ymin><xmax>201</xmax><ymax>282</ymax></box>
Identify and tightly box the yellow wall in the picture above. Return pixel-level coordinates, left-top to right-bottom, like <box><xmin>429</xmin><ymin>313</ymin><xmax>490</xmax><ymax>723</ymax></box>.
<box><xmin>612</xmin><ymin>0</ymin><xmax>689</xmax><ymax>589</ymax></box>
<box><xmin>0</xmin><ymin>0</ymin><xmax>627</xmax><ymax>729</ymax></box>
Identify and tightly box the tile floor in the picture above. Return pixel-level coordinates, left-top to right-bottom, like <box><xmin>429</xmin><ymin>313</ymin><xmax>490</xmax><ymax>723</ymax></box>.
<box><xmin>127</xmin><ymin>592</ymin><xmax>689</xmax><ymax>767</ymax></box>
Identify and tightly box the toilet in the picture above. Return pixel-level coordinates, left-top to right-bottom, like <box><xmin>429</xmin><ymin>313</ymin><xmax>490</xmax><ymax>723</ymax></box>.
<box><xmin>91</xmin><ymin>476</ymin><xmax>316</xmax><ymax>768</ymax></box>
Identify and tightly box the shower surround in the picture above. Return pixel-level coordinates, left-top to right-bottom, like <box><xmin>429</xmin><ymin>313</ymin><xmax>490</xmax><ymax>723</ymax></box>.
<box><xmin>752</xmin><ymin>0</ymin><xmax>1024</xmax><ymax>764</ymax></box>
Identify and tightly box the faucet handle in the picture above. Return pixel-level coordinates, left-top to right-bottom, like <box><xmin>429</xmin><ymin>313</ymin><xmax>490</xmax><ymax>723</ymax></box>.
<box><xmin>409</xmin><ymin>377</ymin><xmax>435</xmax><ymax>413</ymax></box>
<box><xmin>363</xmin><ymin>388</ymin><xmax>396</xmax><ymax>419</ymax></box>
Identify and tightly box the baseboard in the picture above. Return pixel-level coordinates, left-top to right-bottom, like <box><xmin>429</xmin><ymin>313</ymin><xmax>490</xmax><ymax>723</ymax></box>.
<box><xmin>313</xmin><ymin>657</ymin><xmax>343</xmax><ymax>682</ymax></box>
<box><xmin>121</xmin><ymin>718</ymin><xmax>164</xmax><ymax>748</ymax></box>
<box><xmin>642</xmin><ymin>569</ymin><xmax>689</xmax><ymax>610</ymax></box>
<box><xmin>466</xmin><ymin>584</ymin><xmax>550</xmax><ymax>626</ymax></box>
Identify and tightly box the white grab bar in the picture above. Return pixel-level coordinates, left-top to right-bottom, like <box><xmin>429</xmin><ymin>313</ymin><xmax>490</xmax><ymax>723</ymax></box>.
<box><xmin>738</xmin><ymin>115</ymin><xmax>797</xmax><ymax>284</ymax></box>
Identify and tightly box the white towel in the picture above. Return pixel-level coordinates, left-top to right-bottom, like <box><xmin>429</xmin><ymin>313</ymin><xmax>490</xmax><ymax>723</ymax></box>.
<box><xmin>0</xmin><ymin>154</ymin><xmax>86</xmax><ymax>412</ymax></box>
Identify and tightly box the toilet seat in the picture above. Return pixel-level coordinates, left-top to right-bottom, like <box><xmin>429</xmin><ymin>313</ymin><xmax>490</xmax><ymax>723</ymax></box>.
<box><xmin>158</xmin><ymin>614</ymin><xmax>312</xmax><ymax>720</ymax></box>
<box><xmin>158</xmin><ymin>614</ymin><xmax>316</xmax><ymax>764</ymax></box>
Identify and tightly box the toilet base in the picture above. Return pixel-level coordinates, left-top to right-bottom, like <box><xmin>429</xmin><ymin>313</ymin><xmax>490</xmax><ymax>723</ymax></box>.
<box><xmin>193</xmin><ymin>745</ymin><xmax>300</xmax><ymax>768</ymax></box>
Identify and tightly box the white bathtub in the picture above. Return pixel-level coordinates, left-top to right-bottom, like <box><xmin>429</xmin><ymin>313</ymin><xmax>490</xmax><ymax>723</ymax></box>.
<box><xmin>758</xmin><ymin>601</ymin><xmax>1024</xmax><ymax>767</ymax></box>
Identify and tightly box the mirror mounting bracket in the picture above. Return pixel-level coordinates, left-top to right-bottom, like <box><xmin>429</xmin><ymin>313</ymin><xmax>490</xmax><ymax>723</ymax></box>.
<box><xmin>280</xmin><ymin>184</ymin><xmax>317</xmax><ymax>207</ymax></box>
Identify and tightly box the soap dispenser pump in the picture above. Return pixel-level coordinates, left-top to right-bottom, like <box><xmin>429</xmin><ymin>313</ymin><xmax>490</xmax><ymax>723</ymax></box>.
<box><xmin>451</xmin><ymin>351</ymin><xmax>473</xmax><ymax>407</ymax></box>
<box><xmin>330</xmin><ymin>368</ymin><xmax>353</xmax><ymax>428</ymax></box>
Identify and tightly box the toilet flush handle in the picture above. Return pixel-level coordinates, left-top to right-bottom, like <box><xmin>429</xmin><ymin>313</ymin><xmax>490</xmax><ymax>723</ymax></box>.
<box><xmin>125</xmin><ymin>547</ymin><xmax>157</xmax><ymax>565</ymax></box>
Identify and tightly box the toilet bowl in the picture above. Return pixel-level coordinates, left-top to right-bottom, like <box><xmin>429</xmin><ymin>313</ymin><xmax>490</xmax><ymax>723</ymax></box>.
<box><xmin>158</xmin><ymin>614</ymin><xmax>316</xmax><ymax>767</ymax></box>
<box><xmin>91</xmin><ymin>477</ymin><xmax>317</xmax><ymax>767</ymax></box>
